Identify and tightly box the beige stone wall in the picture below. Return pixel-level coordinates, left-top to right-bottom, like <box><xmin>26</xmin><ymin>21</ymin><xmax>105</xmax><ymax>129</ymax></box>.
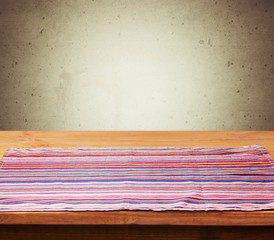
<box><xmin>0</xmin><ymin>0</ymin><xmax>273</xmax><ymax>130</ymax></box>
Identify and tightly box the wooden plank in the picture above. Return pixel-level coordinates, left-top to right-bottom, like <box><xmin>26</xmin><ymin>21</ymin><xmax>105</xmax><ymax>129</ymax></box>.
<box><xmin>0</xmin><ymin>131</ymin><xmax>274</xmax><ymax>226</ymax></box>
<box><xmin>1</xmin><ymin>225</ymin><xmax>274</xmax><ymax>240</ymax></box>
<box><xmin>1</xmin><ymin>211</ymin><xmax>274</xmax><ymax>226</ymax></box>
<box><xmin>1</xmin><ymin>131</ymin><xmax>274</xmax><ymax>153</ymax></box>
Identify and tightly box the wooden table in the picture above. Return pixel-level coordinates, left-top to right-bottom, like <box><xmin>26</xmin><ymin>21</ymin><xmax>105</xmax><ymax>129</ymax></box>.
<box><xmin>0</xmin><ymin>131</ymin><xmax>274</xmax><ymax>240</ymax></box>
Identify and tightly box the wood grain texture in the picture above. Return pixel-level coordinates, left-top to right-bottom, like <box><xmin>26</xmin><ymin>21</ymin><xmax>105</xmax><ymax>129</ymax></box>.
<box><xmin>1</xmin><ymin>211</ymin><xmax>274</xmax><ymax>226</ymax></box>
<box><xmin>0</xmin><ymin>131</ymin><xmax>274</xmax><ymax>226</ymax></box>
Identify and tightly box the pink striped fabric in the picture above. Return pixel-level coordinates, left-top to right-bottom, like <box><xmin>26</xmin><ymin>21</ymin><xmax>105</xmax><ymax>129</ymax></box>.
<box><xmin>0</xmin><ymin>145</ymin><xmax>274</xmax><ymax>211</ymax></box>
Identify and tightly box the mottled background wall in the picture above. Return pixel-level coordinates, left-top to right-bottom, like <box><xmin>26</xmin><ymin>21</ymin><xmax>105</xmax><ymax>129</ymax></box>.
<box><xmin>0</xmin><ymin>0</ymin><xmax>273</xmax><ymax>130</ymax></box>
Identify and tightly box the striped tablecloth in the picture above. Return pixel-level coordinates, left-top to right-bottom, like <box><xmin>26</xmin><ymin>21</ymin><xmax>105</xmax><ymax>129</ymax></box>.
<box><xmin>0</xmin><ymin>145</ymin><xmax>274</xmax><ymax>211</ymax></box>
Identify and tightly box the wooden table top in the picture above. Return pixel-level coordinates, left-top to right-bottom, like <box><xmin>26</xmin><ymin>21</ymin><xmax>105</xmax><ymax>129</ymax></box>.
<box><xmin>0</xmin><ymin>131</ymin><xmax>274</xmax><ymax>226</ymax></box>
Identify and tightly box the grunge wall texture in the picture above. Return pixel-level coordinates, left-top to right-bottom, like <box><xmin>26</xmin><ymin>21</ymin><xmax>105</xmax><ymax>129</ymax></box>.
<box><xmin>0</xmin><ymin>0</ymin><xmax>273</xmax><ymax>130</ymax></box>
